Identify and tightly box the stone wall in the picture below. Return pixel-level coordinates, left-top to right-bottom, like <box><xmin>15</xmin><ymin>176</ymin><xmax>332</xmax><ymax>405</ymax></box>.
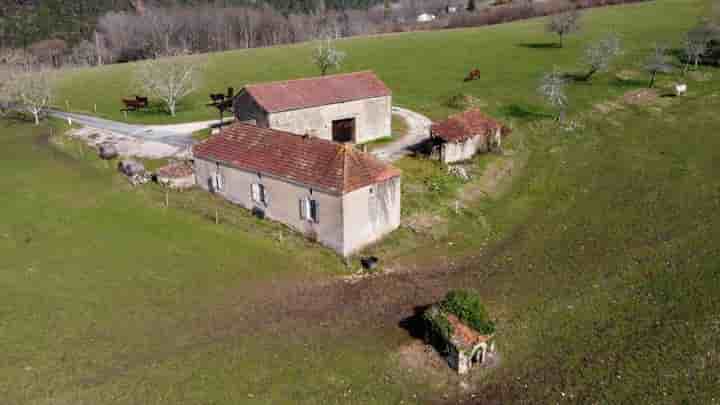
<box><xmin>342</xmin><ymin>177</ymin><xmax>401</xmax><ymax>256</ymax></box>
<box><xmin>266</xmin><ymin>96</ymin><xmax>392</xmax><ymax>143</ymax></box>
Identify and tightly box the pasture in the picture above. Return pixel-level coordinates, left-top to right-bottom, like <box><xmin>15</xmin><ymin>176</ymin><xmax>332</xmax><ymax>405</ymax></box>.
<box><xmin>2</xmin><ymin>0</ymin><xmax>719</xmax><ymax>403</ymax></box>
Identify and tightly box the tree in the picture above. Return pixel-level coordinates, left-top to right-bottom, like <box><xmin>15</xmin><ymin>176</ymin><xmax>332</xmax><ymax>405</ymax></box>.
<box><xmin>546</xmin><ymin>10</ymin><xmax>581</xmax><ymax>48</ymax></box>
<box><xmin>134</xmin><ymin>51</ymin><xmax>202</xmax><ymax>117</ymax></box>
<box><xmin>683</xmin><ymin>35</ymin><xmax>709</xmax><ymax>73</ymax></box>
<box><xmin>581</xmin><ymin>33</ymin><xmax>622</xmax><ymax>81</ymax></box>
<box><xmin>5</xmin><ymin>69</ymin><xmax>55</xmax><ymax>125</ymax></box>
<box><xmin>312</xmin><ymin>37</ymin><xmax>346</xmax><ymax>76</ymax></box>
<box><xmin>538</xmin><ymin>67</ymin><xmax>568</xmax><ymax>122</ymax></box>
<box><xmin>643</xmin><ymin>44</ymin><xmax>673</xmax><ymax>88</ymax></box>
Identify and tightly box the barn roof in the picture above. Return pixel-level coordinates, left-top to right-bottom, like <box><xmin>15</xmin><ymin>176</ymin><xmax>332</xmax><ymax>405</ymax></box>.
<box><xmin>244</xmin><ymin>71</ymin><xmax>391</xmax><ymax>113</ymax></box>
<box><xmin>431</xmin><ymin>109</ymin><xmax>509</xmax><ymax>143</ymax></box>
<box><xmin>192</xmin><ymin>123</ymin><xmax>401</xmax><ymax>194</ymax></box>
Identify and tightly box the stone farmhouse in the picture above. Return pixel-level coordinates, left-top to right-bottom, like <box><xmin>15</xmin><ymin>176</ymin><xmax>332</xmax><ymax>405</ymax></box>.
<box><xmin>233</xmin><ymin>71</ymin><xmax>392</xmax><ymax>144</ymax></box>
<box><xmin>193</xmin><ymin>123</ymin><xmax>401</xmax><ymax>256</ymax></box>
<box><xmin>431</xmin><ymin>109</ymin><xmax>510</xmax><ymax>164</ymax></box>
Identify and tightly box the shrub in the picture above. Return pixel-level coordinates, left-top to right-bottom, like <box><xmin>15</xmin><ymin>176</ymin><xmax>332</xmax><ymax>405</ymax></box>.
<box><xmin>440</xmin><ymin>289</ymin><xmax>496</xmax><ymax>335</ymax></box>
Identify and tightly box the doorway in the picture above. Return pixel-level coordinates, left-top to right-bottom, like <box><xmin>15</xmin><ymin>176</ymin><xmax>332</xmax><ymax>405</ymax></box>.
<box><xmin>332</xmin><ymin>118</ymin><xmax>355</xmax><ymax>143</ymax></box>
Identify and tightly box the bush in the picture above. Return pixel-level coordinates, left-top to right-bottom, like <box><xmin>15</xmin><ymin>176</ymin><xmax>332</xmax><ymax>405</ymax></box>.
<box><xmin>440</xmin><ymin>289</ymin><xmax>496</xmax><ymax>335</ymax></box>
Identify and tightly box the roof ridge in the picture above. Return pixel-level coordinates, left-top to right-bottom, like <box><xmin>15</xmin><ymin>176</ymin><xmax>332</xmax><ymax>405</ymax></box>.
<box><xmin>246</xmin><ymin>70</ymin><xmax>377</xmax><ymax>89</ymax></box>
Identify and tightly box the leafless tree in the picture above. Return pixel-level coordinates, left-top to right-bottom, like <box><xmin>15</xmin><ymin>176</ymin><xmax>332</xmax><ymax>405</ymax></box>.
<box><xmin>643</xmin><ymin>44</ymin><xmax>673</xmax><ymax>88</ymax></box>
<box><xmin>5</xmin><ymin>69</ymin><xmax>54</xmax><ymax>125</ymax></box>
<box><xmin>134</xmin><ymin>51</ymin><xmax>203</xmax><ymax>117</ymax></box>
<box><xmin>581</xmin><ymin>33</ymin><xmax>622</xmax><ymax>81</ymax></box>
<box><xmin>683</xmin><ymin>35</ymin><xmax>709</xmax><ymax>73</ymax></box>
<box><xmin>313</xmin><ymin>37</ymin><xmax>346</xmax><ymax>76</ymax></box>
<box><xmin>538</xmin><ymin>67</ymin><xmax>568</xmax><ymax>121</ymax></box>
<box><xmin>546</xmin><ymin>9</ymin><xmax>581</xmax><ymax>47</ymax></box>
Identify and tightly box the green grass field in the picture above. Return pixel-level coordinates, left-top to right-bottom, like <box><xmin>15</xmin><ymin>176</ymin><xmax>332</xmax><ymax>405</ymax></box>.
<box><xmin>3</xmin><ymin>0</ymin><xmax>720</xmax><ymax>403</ymax></box>
<box><xmin>56</xmin><ymin>0</ymin><xmax>701</xmax><ymax>124</ymax></box>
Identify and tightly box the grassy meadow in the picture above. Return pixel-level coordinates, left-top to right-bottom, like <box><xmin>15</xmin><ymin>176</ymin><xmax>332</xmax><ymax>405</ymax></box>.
<box><xmin>2</xmin><ymin>0</ymin><xmax>720</xmax><ymax>403</ymax></box>
<box><xmin>55</xmin><ymin>0</ymin><xmax>701</xmax><ymax>124</ymax></box>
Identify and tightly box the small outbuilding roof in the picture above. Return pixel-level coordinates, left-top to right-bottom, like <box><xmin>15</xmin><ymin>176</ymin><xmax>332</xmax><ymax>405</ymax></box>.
<box><xmin>156</xmin><ymin>161</ymin><xmax>193</xmax><ymax>179</ymax></box>
<box><xmin>243</xmin><ymin>71</ymin><xmax>392</xmax><ymax>113</ymax></box>
<box><xmin>445</xmin><ymin>313</ymin><xmax>493</xmax><ymax>350</ymax></box>
<box><xmin>192</xmin><ymin>123</ymin><xmax>401</xmax><ymax>194</ymax></box>
<box><xmin>431</xmin><ymin>109</ymin><xmax>509</xmax><ymax>143</ymax></box>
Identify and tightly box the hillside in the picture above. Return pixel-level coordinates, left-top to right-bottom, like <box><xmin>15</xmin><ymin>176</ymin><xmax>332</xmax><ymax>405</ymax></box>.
<box><xmin>2</xmin><ymin>0</ymin><xmax>719</xmax><ymax>404</ymax></box>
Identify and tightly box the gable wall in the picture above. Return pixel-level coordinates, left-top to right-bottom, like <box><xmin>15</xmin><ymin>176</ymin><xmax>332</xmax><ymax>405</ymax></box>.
<box><xmin>342</xmin><ymin>176</ymin><xmax>401</xmax><ymax>256</ymax></box>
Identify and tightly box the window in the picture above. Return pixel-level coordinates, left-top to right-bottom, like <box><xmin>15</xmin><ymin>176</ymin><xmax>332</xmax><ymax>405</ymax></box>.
<box><xmin>211</xmin><ymin>172</ymin><xmax>223</xmax><ymax>192</ymax></box>
<box><xmin>251</xmin><ymin>183</ymin><xmax>267</xmax><ymax>205</ymax></box>
<box><xmin>299</xmin><ymin>198</ymin><xmax>319</xmax><ymax>223</ymax></box>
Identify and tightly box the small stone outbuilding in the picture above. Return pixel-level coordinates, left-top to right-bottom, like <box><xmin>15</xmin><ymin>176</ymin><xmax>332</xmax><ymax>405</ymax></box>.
<box><xmin>233</xmin><ymin>71</ymin><xmax>392</xmax><ymax>144</ymax></box>
<box><xmin>431</xmin><ymin>109</ymin><xmax>510</xmax><ymax>164</ymax></box>
<box><xmin>192</xmin><ymin>123</ymin><xmax>402</xmax><ymax>256</ymax></box>
<box><xmin>423</xmin><ymin>293</ymin><xmax>496</xmax><ymax>375</ymax></box>
<box><xmin>156</xmin><ymin>161</ymin><xmax>195</xmax><ymax>189</ymax></box>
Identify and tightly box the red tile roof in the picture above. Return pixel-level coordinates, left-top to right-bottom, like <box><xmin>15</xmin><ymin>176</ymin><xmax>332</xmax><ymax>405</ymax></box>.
<box><xmin>156</xmin><ymin>161</ymin><xmax>193</xmax><ymax>178</ymax></box>
<box><xmin>431</xmin><ymin>109</ymin><xmax>509</xmax><ymax>143</ymax></box>
<box><xmin>192</xmin><ymin>123</ymin><xmax>401</xmax><ymax>194</ymax></box>
<box><xmin>446</xmin><ymin>313</ymin><xmax>493</xmax><ymax>349</ymax></box>
<box><xmin>245</xmin><ymin>71</ymin><xmax>391</xmax><ymax>113</ymax></box>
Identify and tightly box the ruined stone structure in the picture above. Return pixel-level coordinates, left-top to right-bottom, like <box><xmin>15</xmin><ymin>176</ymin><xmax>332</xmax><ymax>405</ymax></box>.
<box><xmin>424</xmin><ymin>304</ymin><xmax>496</xmax><ymax>375</ymax></box>
<box><xmin>233</xmin><ymin>71</ymin><xmax>392</xmax><ymax>144</ymax></box>
<box><xmin>430</xmin><ymin>109</ymin><xmax>510</xmax><ymax>164</ymax></box>
<box><xmin>193</xmin><ymin>123</ymin><xmax>402</xmax><ymax>256</ymax></box>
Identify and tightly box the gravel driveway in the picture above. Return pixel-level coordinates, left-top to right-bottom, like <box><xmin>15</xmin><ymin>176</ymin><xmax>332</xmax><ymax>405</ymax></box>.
<box><xmin>371</xmin><ymin>106</ymin><xmax>432</xmax><ymax>162</ymax></box>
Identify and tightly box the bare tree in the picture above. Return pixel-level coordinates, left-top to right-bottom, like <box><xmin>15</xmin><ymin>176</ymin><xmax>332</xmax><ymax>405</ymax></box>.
<box><xmin>538</xmin><ymin>67</ymin><xmax>568</xmax><ymax>122</ymax></box>
<box><xmin>313</xmin><ymin>37</ymin><xmax>346</xmax><ymax>76</ymax></box>
<box><xmin>643</xmin><ymin>44</ymin><xmax>673</xmax><ymax>88</ymax></box>
<box><xmin>134</xmin><ymin>51</ymin><xmax>203</xmax><ymax>116</ymax></box>
<box><xmin>683</xmin><ymin>35</ymin><xmax>709</xmax><ymax>73</ymax></box>
<box><xmin>581</xmin><ymin>33</ymin><xmax>622</xmax><ymax>81</ymax></box>
<box><xmin>5</xmin><ymin>69</ymin><xmax>54</xmax><ymax>125</ymax></box>
<box><xmin>546</xmin><ymin>10</ymin><xmax>581</xmax><ymax>48</ymax></box>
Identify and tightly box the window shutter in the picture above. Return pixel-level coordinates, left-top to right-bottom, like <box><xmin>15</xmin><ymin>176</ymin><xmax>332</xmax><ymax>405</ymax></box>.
<box><xmin>299</xmin><ymin>198</ymin><xmax>306</xmax><ymax>220</ymax></box>
<box><xmin>310</xmin><ymin>200</ymin><xmax>319</xmax><ymax>223</ymax></box>
<box><xmin>251</xmin><ymin>183</ymin><xmax>259</xmax><ymax>202</ymax></box>
<box><xmin>261</xmin><ymin>185</ymin><xmax>269</xmax><ymax>206</ymax></box>
<box><xmin>216</xmin><ymin>172</ymin><xmax>223</xmax><ymax>191</ymax></box>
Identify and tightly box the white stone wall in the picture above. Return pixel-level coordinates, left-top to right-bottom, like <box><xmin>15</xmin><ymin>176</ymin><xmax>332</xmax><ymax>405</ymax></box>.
<box><xmin>341</xmin><ymin>177</ymin><xmax>401</xmax><ymax>256</ymax></box>
<box><xmin>266</xmin><ymin>96</ymin><xmax>392</xmax><ymax>143</ymax></box>
<box><xmin>441</xmin><ymin>134</ymin><xmax>488</xmax><ymax>164</ymax></box>
<box><xmin>194</xmin><ymin>158</ymin><xmax>345</xmax><ymax>253</ymax></box>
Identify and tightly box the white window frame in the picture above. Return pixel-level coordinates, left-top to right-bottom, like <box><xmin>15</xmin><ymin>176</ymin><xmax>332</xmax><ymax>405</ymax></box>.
<box><xmin>211</xmin><ymin>172</ymin><xmax>224</xmax><ymax>192</ymax></box>
<box><xmin>251</xmin><ymin>183</ymin><xmax>267</xmax><ymax>205</ymax></box>
<box><xmin>299</xmin><ymin>197</ymin><xmax>319</xmax><ymax>223</ymax></box>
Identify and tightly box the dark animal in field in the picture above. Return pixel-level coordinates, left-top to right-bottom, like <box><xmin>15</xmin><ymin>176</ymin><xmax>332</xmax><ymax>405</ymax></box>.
<box><xmin>121</xmin><ymin>96</ymin><xmax>149</xmax><ymax>111</ymax></box>
<box><xmin>464</xmin><ymin>69</ymin><xmax>481</xmax><ymax>82</ymax></box>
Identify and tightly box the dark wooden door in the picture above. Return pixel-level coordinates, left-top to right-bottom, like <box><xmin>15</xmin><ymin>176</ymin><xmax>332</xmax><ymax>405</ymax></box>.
<box><xmin>332</xmin><ymin>118</ymin><xmax>355</xmax><ymax>143</ymax></box>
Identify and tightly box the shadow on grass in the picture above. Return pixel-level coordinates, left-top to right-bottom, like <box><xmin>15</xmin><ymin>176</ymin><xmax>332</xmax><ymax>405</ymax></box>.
<box><xmin>516</xmin><ymin>42</ymin><xmax>561</xmax><ymax>49</ymax></box>
<box><xmin>611</xmin><ymin>77</ymin><xmax>649</xmax><ymax>88</ymax></box>
<box><xmin>398</xmin><ymin>305</ymin><xmax>430</xmax><ymax>340</ymax></box>
<box><xmin>499</xmin><ymin>104</ymin><xmax>553</xmax><ymax>120</ymax></box>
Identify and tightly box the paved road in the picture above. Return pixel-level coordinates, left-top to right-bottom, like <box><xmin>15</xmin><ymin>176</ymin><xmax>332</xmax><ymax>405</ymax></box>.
<box><xmin>371</xmin><ymin>106</ymin><xmax>432</xmax><ymax>162</ymax></box>
<box><xmin>49</xmin><ymin>110</ymin><xmax>228</xmax><ymax>148</ymax></box>
<box><xmin>50</xmin><ymin>107</ymin><xmax>432</xmax><ymax>161</ymax></box>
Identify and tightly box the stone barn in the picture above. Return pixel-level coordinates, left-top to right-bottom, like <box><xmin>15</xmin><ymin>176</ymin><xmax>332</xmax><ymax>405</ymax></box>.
<box><xmin>233</xmin><ymin>71</ymin><xmax>392</xmax><ymax>144</ymax></box>
<box><xmin>430</xmin><ymin>109</ymin><xmax>510</xmax><ymax>164</ymax></box>
<box><xmin>192</xmin><ymin>123</ymin><xmax>402</xmax><ymax>256</ymax></box>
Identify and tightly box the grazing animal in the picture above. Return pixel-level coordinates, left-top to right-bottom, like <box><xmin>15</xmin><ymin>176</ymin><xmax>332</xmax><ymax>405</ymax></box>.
<box><xmin>464</xmin><ymin>68</ymin><xmax>481</xmax><ymax>82</ymax></box>
<box><xmin>674</xmin><ymin>83</ymin><xmax>687</xmax><ymax>96</ymax></box>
